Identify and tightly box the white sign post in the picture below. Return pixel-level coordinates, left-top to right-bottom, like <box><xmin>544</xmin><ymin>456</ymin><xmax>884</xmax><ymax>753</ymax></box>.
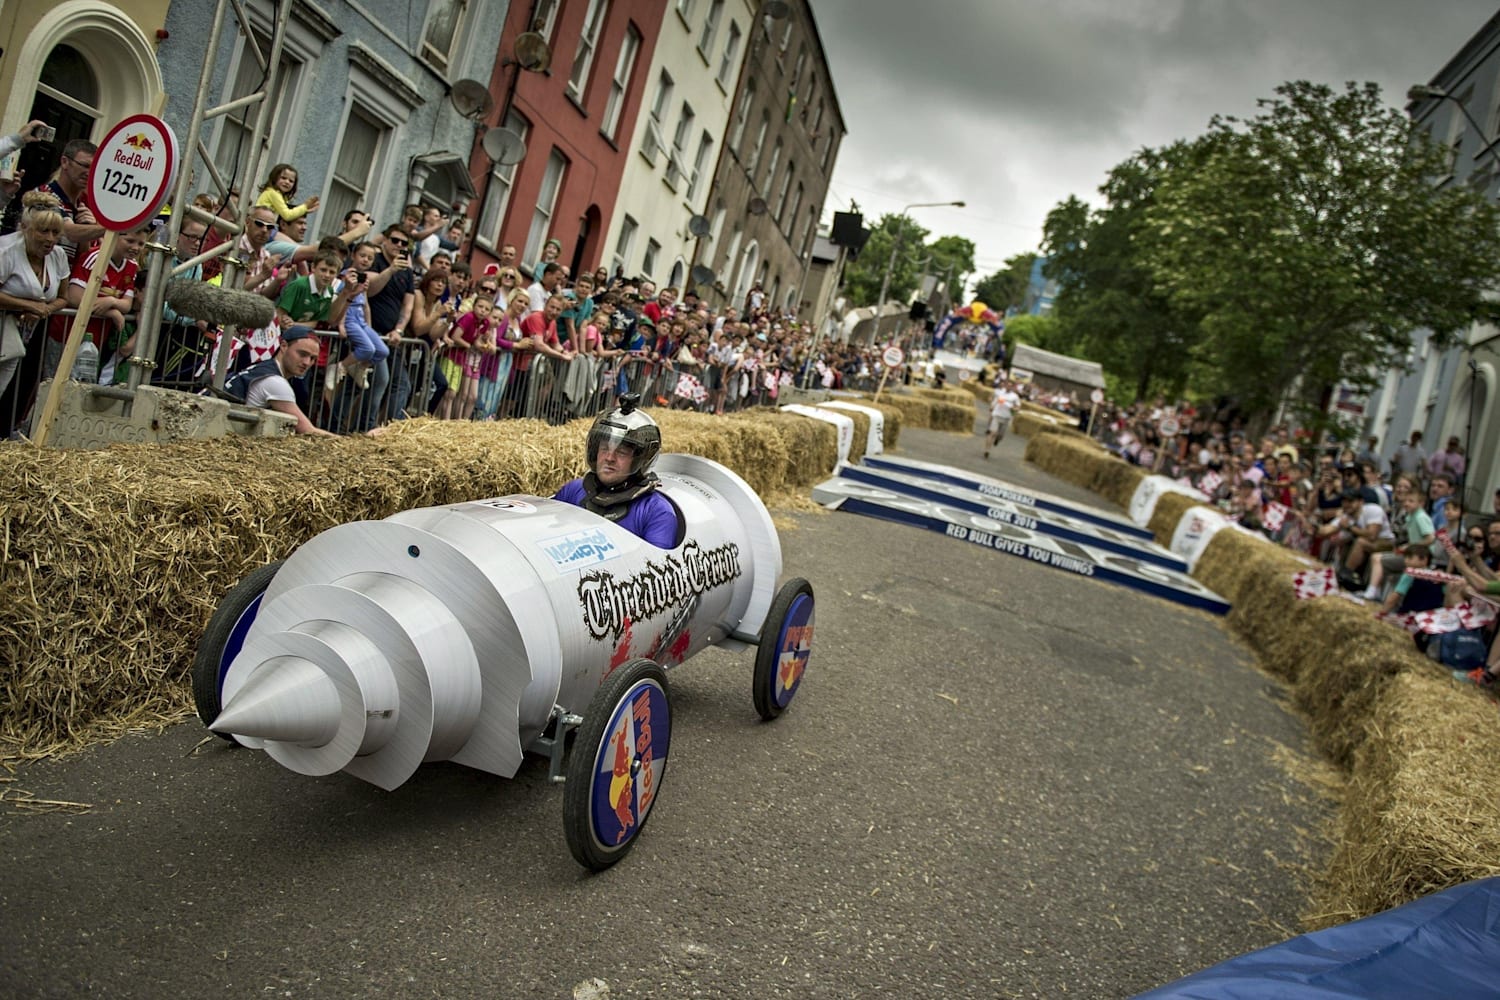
<box><xmin>34</xmin><ymin>113</ymin><xmax>178</xmax><ymax>447</ymax></box>
<box><xmin>873</xmin><ymin>344</ymin><xmax>905</xmax><ymax>403</ymax></box>
<box><xmin>1087</xmin><ymin>387</ymin><xmax>1104</xmax><ymax>436</ymax></box>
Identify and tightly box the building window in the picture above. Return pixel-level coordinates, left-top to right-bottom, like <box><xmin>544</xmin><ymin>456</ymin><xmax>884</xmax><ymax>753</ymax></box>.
<box><xmin>687</xmin><ymin>131</ymin><xmax>713</xmax><ymax>202</ymax></box>
<box><xmin>421</xmin><ymin>0</ymin><xmax>469</xmax><ymax>74</ymax></box>
<box><xmin>728</xmin><ymin>77</ymin><xmax>755</xmax><ymax>152</ymax></box>
<box><xmin>643</xmin><ymin>237</ymin><xmax>661</xmax><ymax>278</ymax></box>
<box><xmin>601</xmin><ymin>24</ymin><xmax>641</xmax><ymax>141</ymax></box>
<box><xmin>778</xmin><ymin>16</ymin><xmax>793</xmax><ymax>52</ymax></box>
<box><xmin>784</xmin><ymin>182</ymin><xmax>802</xmax><ymax>236</ymax></box>
<box><xmin>213</xmin><ymin>31</ymin><xmax>303</xmax><ymax>185</ymax></box>
<box><xmin>567</xmin><ymin>0</ymin><xmax>610</xmax><ymax>101</ymax></box>
<box><xmin>761</xmin><ymin>139</ymin><xmax>782</xmax><ymax>197</ymax></box>
<box><xmin>676</xmin><ymin>0</ymin><xmax>697</xmax><ymax>24</ymax></box>
<box><xmin>524</xmin><ymin>149</ymin><xmax>568</xmax><ymax>264</ymax></box>
<box><xmin>802</xmin><ymin>205</ymin><xmax>817</xmax><ymax>256</ymax></box>
<box><xmin>746</xmin><ymin>111</ymin><xmax>769</xmax><ymax>175</ymax></box>
<box><xmin>475</xmin><ymin>111</ymin><xmax>529</xmax><ymax>251</ymax></box>
<box><xmin>774</xmin><ymin>160</ymin><xmax>795</xmax><ymax>219</ymax></box>
<box><xmin>705</xmin><ymin>203</ymin><xmax>726</xmax><ymax>256</ymax></box>
<box><xmin>532</xmin><ymin>0</ymin><xmax>561</xmax><ymax>41</ymax></box>
<box><xmin>698</xmin><ymin>0</ymin><xmax>724</xmax><ymax>60</ymax></box>
<box><xmin>322</xmin><ymin>105</ymin><xmax>389</xmax><ymax>238</ymax></box>
<box><xmin>642</xmin><ymin>70</ymin><xmax>674</xmax><ymax>164</ymax></box>
<box><xmin>672</xmin><ymin>102</ymin><xmax>696</xmax><ymax>156</ymax></box>
<box><xmin>717</xmin><ymin>21</ymin><xmax>742</xmax><ymax>89</ymax></box>
<box><xmin>666</xmin><ymin>101</ymin><xmax>694</xmax><ymax>190</ymax></box>
<box><xmin>613</xmin><ymin>214</ymin><xmax>638</xmax><ymax>275</ymax></box>
<box><xmin>791</xmin><ymin>46</ymin><xmax>806</xmax><ymax>90</ymax></box>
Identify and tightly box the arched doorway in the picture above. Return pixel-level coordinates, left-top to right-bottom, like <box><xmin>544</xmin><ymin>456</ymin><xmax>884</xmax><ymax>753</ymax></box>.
<box><xmin>572</xmin><ymin>204</ymin><xmax>602</xmax><ymax>280</ymax></box>
<box><xmin>668</xmin><ymin>258</ymin><xmax>685</xmax><ymax>291</ymax></box>
<box><xmin>12</xmin><ymin>46</ymin><xmax>99</xmax><ymax>199</ymax></box>
<box><xmin>734</xmin><ymin>240</ymin><xmax>759</xmax><ymax>309</ymax></box>
<box><xmin>3</xmin><ymin>4</ymin><xmax>163</xmax><ymax>146</ymax></box>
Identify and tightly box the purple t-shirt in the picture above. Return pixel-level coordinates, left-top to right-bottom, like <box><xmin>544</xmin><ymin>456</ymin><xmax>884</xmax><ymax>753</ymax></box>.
<box><xmin>554</xmin><ymin>480</ymin><xmax>679</xmax><ymax>548</ymax></box>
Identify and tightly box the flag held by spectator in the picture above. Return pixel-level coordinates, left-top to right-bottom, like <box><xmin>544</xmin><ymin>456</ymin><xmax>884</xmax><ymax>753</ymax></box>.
<box><xmin>1292</xmin><ymin>567</ymin><xmax>1338</xmax><ymax>600</ymax></box>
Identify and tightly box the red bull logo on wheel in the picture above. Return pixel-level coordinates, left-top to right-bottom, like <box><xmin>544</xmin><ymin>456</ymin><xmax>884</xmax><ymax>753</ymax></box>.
<box><xmin>592</xmin><ymin>681</ymin><xmax>668</xmax><ymax>847</ymax></box>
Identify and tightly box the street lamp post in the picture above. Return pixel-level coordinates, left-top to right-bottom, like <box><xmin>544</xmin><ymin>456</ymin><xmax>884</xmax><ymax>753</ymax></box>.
<box><xmin>875</xmin><ymin>200</ymin><xmax>964</xmax><ymax>342</ymax></box>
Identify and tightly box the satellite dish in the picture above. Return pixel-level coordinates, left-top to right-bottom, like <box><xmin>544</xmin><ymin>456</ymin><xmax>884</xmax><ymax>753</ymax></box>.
<box><xmin>691</xmin><ymin>265</ymin><xmax>717</xmax><ymax>286</ymax></box>
<box><xmin>762</xmin><ymin>0</ymin><xmax>791</xmax><ymax>17</ymax></box>
<box><xmin>747</xmin><ymin>197</ymin><xmax>768</xmax><ymax>216</ymax></box>
<box><xmin>513</xmin><ymin>32</ymin><xmax>552</xmax><ymax>73</ymax></box>
<box><xmin>687</xmin><ymin>214</ymin><xmax>711</xmax><ymax>238</ymax></box>
<box><xmin>449</xmin><ymin>79</ymin><xmax>494</xmax><ymax>120</ymax></box>
<box><xmin>482</xmin><ymin>127</ymin><xmax>528</xmax><ymax>165</ymax></box>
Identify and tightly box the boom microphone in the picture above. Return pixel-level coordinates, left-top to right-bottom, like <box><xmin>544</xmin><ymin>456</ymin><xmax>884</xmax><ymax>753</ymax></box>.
<box><xmin>165</xmin><ymin>279</ymin><xmax>275</xmax><ymax>330</ymax></box>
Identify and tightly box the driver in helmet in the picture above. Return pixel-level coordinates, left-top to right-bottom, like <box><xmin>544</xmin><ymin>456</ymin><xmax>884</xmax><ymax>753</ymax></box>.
<box><xmin>555</xmin><ymin>394</ymin><xmax>680</xmax><ymax>548</ymax></box>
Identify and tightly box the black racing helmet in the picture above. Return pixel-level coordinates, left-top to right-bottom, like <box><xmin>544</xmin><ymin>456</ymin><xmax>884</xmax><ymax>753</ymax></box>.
<box><xmin>586</xmin><ymin>393</ymin><xmax>662</xmax><ymax>480</ymax></box>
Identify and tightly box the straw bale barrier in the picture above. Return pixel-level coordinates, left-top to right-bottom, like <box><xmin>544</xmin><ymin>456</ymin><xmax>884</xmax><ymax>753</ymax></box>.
<box><xmin>1</xmin><ymin>410</ymin><xmax>888</xmax><ymax>763</ymax></box>
<box><xmin>1023</xmin><ymin>428</ymin><xmax>1500</xmax><ymax>923</ymax></box>
<box><xmin>854</xmin><ymin>393</ymin><xmax>973</xmax><ymax>434</ymax></box>
<box><xmin>959</xmin><ymin>377</ymin><xmax>992</xmax><ymax>402</ymax></box>
<box><xmin>911</xmin><ymin>386</ymin><xmax>975</xmax><ymax>409</ymax></box>
<box><xmin>1023</xmin><ymin>433</ymin><xmax>1145</xmax><ymax>508</ymax></box>
<box><xmin>1310</xmin><ymin>670</ymin><xmax>1500</xmax><ymax>928</ymax></box>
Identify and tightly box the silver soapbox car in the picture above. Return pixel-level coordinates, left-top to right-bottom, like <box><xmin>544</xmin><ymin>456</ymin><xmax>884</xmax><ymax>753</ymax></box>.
<box><xmin>193</xmin><ymin>454</ymin><xmax>814</xmax><ymax>870</ymax></box>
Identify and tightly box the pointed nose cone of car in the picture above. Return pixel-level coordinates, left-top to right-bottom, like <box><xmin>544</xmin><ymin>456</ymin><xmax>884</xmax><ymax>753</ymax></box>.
<box><xmin>211</xmin><ymin>658</ymin><xmax>342</xmax><ymax>746</ymax></box>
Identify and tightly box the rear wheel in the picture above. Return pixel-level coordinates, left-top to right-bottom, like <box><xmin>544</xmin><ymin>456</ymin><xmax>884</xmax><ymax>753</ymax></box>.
<box><xmin>752</xmin><ymin>578</ymin><xmax>814</xmax><ymax>721</ymax></box>
<box><xmin>191</xmin><ymin>561</ymin><xmax>284</xmax><ymax>743</ymax></box>
<box><xmin>563</xmin><ymin>659</ymin><xmax>672</xmax><ymax>871</ymax></box>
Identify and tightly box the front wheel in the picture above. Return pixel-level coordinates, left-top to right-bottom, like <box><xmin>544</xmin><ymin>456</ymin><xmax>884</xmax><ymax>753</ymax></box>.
<box><xmin>564</xmin><ymin>659</ymin><xmax>672</xmax><ymax>871</ymax></box>
<box><xmin>752</xmin><ymin>578</ymin><xmax>815</xmax><ymax>721</ymax></box>
<box><xmin>191</xmin><ymin>560</ymin><xmax>284</xmax><ymax>743</ymax></box>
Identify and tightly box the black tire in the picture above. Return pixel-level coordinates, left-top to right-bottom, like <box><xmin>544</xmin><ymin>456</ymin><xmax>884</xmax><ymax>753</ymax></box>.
<box><xmin>752</xmin><ymin>577</ymin><xmax>815</xmax><ymax>721</ymax></box>
<box><xmin>191</xmin><ymin>560</ymin><xmax>284</xmax><ymax>743</ymax></box>
<box><xmin>564</xmin><ymin>659</ymin><xmax>672</xmax><ymax>871</ymax></box>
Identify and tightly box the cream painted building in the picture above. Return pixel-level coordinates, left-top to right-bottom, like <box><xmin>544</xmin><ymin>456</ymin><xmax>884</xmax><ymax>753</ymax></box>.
<box><xmin>0</xmin><ymin>1</ymin><xmax>167</xmax><ymax>171</ymax></box>
<box><xmin>602</xmin><ymin>0</ymin><xmax>753</xmax><ymax>290</ymax></box>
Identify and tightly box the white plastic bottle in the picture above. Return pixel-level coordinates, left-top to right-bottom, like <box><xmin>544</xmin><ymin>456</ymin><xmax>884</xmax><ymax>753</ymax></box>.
<box><xmin>71</xmin><ymin>333</ymin><xmax>99</xmax><ymax>384</ymax></box>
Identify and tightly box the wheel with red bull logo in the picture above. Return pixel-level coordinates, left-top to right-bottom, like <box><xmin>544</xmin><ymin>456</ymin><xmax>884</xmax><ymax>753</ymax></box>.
<box><xmin>191</xmin><ymin>560</ymin><xmax>284</xmax><ymax>746</ymax></box>
<box><xmin>752</xmin><ymin>578</ymin><xmax>814</xmax><ymax>721</ymax></box>
<box><xmin>564</xmin><ymin>658</ymin><xmax>673</xmax><ymax>871</ymax></box>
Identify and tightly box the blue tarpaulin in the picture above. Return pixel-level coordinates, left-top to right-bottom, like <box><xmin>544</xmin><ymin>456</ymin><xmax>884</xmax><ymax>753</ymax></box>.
<box><xmin>1136</xmin><ymin>877</ymin><xmax>1500</xmax><ymax>999</ymax></box>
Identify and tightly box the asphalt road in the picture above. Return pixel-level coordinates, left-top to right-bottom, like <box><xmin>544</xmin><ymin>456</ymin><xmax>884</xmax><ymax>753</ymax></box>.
<box><xmin>0</xmin><ymin>412</ymin><xmax>1325</xmax><ymax>999</ymax></box>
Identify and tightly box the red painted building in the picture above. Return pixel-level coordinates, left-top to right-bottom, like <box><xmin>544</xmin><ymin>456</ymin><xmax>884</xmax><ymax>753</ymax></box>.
<box><xmin>467</xmin><ymin>0</ymin><xmax>666</xmax><ymax>279</ymax></box>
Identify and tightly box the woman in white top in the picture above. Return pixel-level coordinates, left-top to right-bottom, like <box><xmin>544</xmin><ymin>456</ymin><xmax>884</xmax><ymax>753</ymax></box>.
<box><xmin>0</xmin><ymin>189</ymin><xmax>69</xmax><ymax>406</ymax></box>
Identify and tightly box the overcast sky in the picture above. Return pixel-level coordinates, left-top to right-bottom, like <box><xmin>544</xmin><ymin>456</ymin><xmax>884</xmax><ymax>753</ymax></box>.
<box><xmin>812</xmin><ymin>0</ymin><xmax>1500</xmax><ymax>289</ymax></box>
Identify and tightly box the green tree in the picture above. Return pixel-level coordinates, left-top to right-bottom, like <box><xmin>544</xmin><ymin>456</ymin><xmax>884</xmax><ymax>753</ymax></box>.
<box><xmin>972</xmin><ymin>252</ymin><xmax>1037</xmax><ymax>313</ymax></box>
<box><xmin>999</xmin><ymin>312</ymin><xmax>1060</xmax><ymax>350</ymax></box>
<box><xmin>928</xmin><ymin>235</ymin><xmax>977</xmax><ymax>301</ymax></box>
<box><xmin>1142</xmin><ymin>80</ymin><xmax>1500</xmax><ymax>430</ymax></box>
<box><xmin>1041</xmin><ymin>145</ymin><xmax>1205</xmax><ymax>402</ymax></box>
<box><xmin>840</xmin><ymin>213</ymin><xmax>931</xmax><ymax>306</ymax></box>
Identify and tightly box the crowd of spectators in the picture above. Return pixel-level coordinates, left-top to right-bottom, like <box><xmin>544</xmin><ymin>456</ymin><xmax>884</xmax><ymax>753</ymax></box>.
<box><xmin>0</xmin><ymin>149</ymin><xmax>926</xmax><ymax>436</ymax></box>
<box><xmin>1095</xmin><ymin>398</ymin><xmax>1500</xmax><ymax>680</ymax></box>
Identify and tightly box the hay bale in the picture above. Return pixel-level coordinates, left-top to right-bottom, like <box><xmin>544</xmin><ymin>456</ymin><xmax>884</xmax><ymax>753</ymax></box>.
<box><xmin>911</xmin><ymin>386</ymin><xmax>974</xmax><ymax>408</ymax></box>
<box><xmin>1146</xmin><ymin>492</ymin><xmax>1205</xmax><ymax>542</ymax></box>
<box><xmin>1287</xmin><ymin>599</ymin><xmax>1429</xmax><ymax>768</ymax></box>
<box><xmin>1309</xmin><ymin>670</ymin><xmax>1500</xmax><ymax>928</ymax></box>
<box><xmin>1</xmin><ymin>410</ymin><xmax>898</xmax><ymax>762</ymax></box>
<box><xmin>1023</xmin><ymin>433</ymin><xmax>1144</xmax><ymax>507</ymax></box>
<box><xmin>856</xmin><ymin>393</ymin><xmax>933</xmax><ymax>430</ymax></box>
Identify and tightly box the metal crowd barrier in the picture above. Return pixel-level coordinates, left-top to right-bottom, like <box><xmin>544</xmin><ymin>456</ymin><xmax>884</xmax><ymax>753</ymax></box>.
<box><xmin>2</xmin><ymin>301</ymin><xmax>806</xmax><ymax>441</ymax></box>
